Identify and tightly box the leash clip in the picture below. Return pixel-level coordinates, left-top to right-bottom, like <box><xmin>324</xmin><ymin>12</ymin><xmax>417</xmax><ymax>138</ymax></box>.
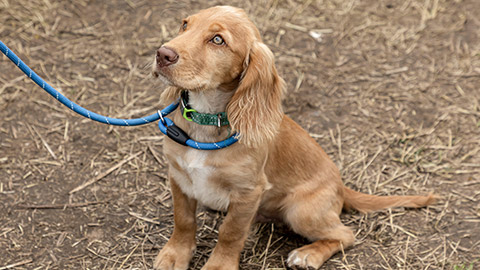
<box><xmin>157</xmin><ymin>110</ymin><xmax>166</xmax><ymax>125</ymax></box>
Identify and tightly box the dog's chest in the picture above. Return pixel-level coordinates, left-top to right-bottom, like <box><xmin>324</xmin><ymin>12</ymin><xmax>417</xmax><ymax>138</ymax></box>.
<box><xmin>170</xmin><ymin>150</ymin><xmax>230</xmax><ymax>211</ymax></box>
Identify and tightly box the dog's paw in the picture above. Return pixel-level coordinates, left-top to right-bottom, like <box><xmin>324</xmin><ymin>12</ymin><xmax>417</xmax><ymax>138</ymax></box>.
<box><xmin>200</xmin><ymin>257</ymin><xmax>239</xmax><ymax>270</ymax></box>
<box><xmin>286</xmin><ymin>247</ymin><xmax>326</xmax><ymax>270</ymax></box>
<box><xmin>201</xmin><ymin>263</ymin><xmax>238</xmax><ymax>270</ymax></box>
<box><xmin>153</xmin><ymin>242</ymin><xmax>195</xmax><ymax>270</ymax></box>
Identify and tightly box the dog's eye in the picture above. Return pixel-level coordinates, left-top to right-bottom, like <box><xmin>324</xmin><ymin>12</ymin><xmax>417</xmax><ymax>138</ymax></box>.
<box><xmin>211</xmin><ymin>35</ymin><xmax>225</xmax><ymax>45</ymax></box>
<box><xmin>182</xmin><ymin>21</ymin><xmax>187</xmax><ymax>30</ymax></box>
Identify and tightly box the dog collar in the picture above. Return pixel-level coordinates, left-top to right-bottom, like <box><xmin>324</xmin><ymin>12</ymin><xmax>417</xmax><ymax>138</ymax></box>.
<box><xmin>180</xmin><ymin>91</ymin><xmax>230</xmax><ymax>127</ymax></box>
<box><xmin>157</xmin><ymin>100</ymin><xmax>238</xmax><ymax>150</ymax></box>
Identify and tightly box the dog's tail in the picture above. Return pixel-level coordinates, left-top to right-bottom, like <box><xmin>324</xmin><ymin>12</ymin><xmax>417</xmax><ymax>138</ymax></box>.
<box><xmin>343</xmin><ymin>186</ymin><xmax>436</xmax><ymax>214</ymax></box>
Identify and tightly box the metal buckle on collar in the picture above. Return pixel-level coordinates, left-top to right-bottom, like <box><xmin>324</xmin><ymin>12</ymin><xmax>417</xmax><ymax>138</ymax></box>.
<box><xmin>217</xmin><ymin>113</ymin><xmax>222</xmax><ymax>128</ymax></box>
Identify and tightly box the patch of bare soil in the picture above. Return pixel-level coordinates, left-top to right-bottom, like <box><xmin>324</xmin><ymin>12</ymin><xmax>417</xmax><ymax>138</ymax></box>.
<box><xmin>1</xmin><ymin>0</ymin><xmax>479</xmax><ymax>269</ymax></box>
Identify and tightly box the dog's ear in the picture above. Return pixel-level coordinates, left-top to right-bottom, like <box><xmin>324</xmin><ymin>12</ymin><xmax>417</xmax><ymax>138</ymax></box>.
<box><xmin>227</xmin><ymin>42</ymin><xmax>285</xmax><ymax>147</ymax></box>
<box><xmin>160</xmin><ymin>86</ymin><xmax>182</xmax><ymax>105</ymax></box>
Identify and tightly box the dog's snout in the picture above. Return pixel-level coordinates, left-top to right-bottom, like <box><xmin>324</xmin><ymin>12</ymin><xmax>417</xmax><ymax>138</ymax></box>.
<box><xmin>156</xmin><ymin>47</ymin><xmax>179</xmax><ymax>67</ymax></box>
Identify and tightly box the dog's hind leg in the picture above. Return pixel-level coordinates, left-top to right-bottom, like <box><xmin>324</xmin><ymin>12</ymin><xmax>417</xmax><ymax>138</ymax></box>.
<box><xmin>286</xmin><ymin>224</ymin><xmax>354</xmax><ymax>269</ymax></box>
<box><xmin>283</xmin><ymin>188</ymin><xmax>355</xmax><ymax>269</ymax></box>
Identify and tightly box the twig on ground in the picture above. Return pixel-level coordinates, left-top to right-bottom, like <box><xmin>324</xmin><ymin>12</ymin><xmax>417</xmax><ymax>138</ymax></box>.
<box><xmin>17</xmin><ymin>200</ymin><xmax>108</xmax><ymax>209</ymax></box>
<box><xmin>69</xmin><ymin>151</ymin><xmax>142</xmax><ymax>194</ymax></box>
<box><xmin>0</xmin><ymin>259</ymin><xmax>33</xmax><ymax>270</ymax></box>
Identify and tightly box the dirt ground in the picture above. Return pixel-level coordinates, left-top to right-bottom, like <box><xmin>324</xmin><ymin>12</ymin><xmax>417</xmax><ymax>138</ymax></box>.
<box><xmin>1</xmin><ymin>0</ymin><xmax>479</xmax><ymax>269</ymax></box>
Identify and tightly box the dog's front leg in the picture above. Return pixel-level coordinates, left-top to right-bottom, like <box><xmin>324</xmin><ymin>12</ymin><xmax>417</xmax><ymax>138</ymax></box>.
<box><xmin>202</xmin><ymin>187</ymin><xmax>262</xmax><ymax>270</ymax></box>
<box><xmin>154</xmin><ymin>176</ymin><xmax>197</xmax><ymax>270</ymax></box>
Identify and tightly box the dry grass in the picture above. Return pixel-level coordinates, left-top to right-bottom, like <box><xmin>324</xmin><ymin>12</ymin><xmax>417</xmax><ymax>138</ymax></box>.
<box><xmin>1</xmin><ymin>0</ymin><xmax>479</xmax><ymax>269</ymax></box>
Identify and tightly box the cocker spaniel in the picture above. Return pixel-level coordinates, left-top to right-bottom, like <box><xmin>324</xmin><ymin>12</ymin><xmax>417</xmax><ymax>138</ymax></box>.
<box><xmin>152</xmin><ymin>5</ymin><xmax>434</xmax><ymax>270</ymax></box>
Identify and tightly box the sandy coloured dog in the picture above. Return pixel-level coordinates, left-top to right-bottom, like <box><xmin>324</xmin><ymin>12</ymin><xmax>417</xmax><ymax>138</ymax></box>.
<box><xmin>152</xmin><ymin>6</ymin><xmax>435</xmax><ymax>270</ymax></box>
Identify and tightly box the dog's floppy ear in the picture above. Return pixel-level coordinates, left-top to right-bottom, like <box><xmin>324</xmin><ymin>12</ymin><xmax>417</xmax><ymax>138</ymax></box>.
<box><xmin>227</xmin><ymin>42</ymin><xmax>285</xmax><ymax>147</ymax></box>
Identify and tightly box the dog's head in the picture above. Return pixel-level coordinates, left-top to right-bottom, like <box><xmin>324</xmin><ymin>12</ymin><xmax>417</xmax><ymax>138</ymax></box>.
<box><xmin>154</xmin><ymin>6</ymin><xmax>285</xmax><ymax>147</ymax></box>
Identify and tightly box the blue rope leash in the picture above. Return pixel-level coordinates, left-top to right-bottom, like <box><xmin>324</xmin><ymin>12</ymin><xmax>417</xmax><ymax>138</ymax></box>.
<box><xmin>0</xmin><ymin>40</ymin><xmax>238</xmax><ymax>150</ymax></box>
<box><xmin>0</xmin><ymin>40</ymin><xmax>161</xmax><ymax>126</ymax></box>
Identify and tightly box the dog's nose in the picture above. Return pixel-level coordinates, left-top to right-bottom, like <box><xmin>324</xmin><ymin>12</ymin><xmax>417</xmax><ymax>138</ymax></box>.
<box><xmin>156</xmin><ymin>47</ymin><xmax>179</xmax><ymax>67</ymax></box>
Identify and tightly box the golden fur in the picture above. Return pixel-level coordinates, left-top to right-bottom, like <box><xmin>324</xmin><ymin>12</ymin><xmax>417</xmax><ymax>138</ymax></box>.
<box><xmin>152</xmin><ymin>6</ymin><xmax>435</xmax><ymax>270</ymax></box>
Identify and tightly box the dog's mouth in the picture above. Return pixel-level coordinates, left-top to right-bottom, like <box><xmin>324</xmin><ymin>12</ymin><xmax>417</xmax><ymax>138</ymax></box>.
<box><xmin>153</xmin><ymin>66</ymin><xmax>207</xmax><ymax>91</ymax></box>
<box><xmin>152</xmin><ymin>50</ymin><xmax>212</xmax><ymax>91</ymax></box>
<box><xmin>153</xmin><ymin>62</ymin><xmax>210</xmax><ymax>91</ymax></box>
<box><xmin>153</xmin><ymin>58</ymin><xmax>168</xmax><ymax>75</ymax></box>
<box><xmin>152</xmin><ymin>59</ymin><xmax>175</xmax><ymax>83</ymax></box>
<box><xmin>153</xmin><ymin>70</ymin><xmax>171</xmax><ymax>83</ymax></box>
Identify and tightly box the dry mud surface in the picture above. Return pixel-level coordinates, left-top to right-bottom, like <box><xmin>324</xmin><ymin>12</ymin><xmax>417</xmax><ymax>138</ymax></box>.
<box><xmin>1</xmin><ymin>0</ymin><xmax>479</xmax><ymax>269</ymax></box>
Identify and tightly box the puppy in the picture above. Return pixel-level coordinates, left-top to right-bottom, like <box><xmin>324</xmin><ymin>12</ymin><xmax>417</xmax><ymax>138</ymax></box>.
<box><xmin>152</xmin><ymin>6</ymin><xmax>434</xmax><ymax>270</ymax></box>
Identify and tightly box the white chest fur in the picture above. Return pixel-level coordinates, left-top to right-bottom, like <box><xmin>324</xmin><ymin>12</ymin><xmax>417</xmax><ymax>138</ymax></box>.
<box><xmin>170</xmin><ymin>149</ymin><xmax>231</xmax><ymax>211</ymax></box>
